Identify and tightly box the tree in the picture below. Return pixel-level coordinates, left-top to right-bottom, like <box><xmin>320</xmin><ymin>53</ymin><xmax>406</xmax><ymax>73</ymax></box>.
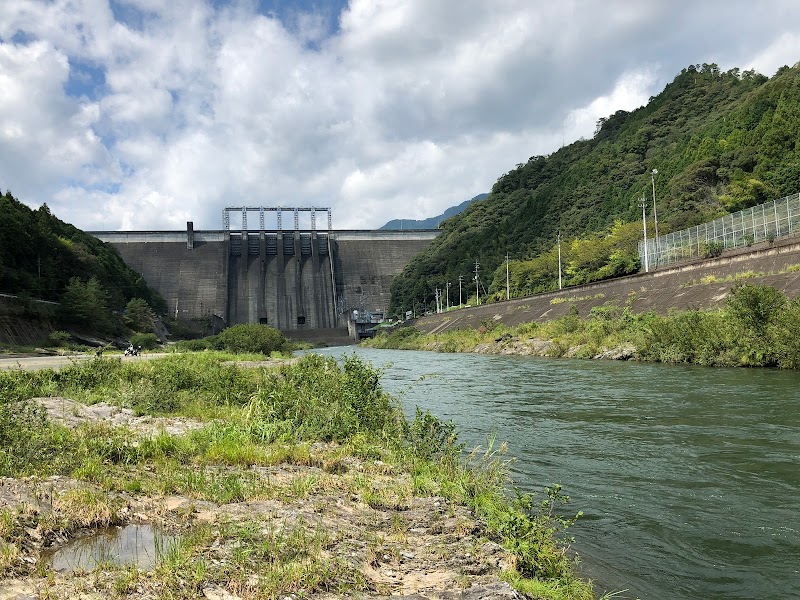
<box><xmin>123</xmin><ymin>298</ymin><xmax>155</xmax><ymax>332</ymax></box>
<box><xmin>725</xmin><ymin>283</ymin><xmax>786</xmax><ymax>364</ymax></box>
<box><xmin>59</xmin><ymin>276</ymin><xmax>113</xmax><ymax>332</ymax></box>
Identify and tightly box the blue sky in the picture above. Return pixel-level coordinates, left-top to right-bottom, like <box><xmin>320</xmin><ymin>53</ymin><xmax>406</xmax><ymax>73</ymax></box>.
<box><xmin>1</xmin><ymin>1</ymin><xmax>800</xmax><ymax>231</ymax></box>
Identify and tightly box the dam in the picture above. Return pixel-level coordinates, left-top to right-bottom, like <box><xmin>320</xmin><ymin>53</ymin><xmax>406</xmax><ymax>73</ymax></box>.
<box><xmin>91</xmin><ymin>207</ymin><xmax>438</xmax><ymax>342</ymax></box>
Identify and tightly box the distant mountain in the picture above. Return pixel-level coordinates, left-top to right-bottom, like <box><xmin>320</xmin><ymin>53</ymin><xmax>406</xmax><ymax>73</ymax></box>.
<box><xmin>380</xmin><ymin>194</ymin><xmax>488</xmax><ymax>230</ymax></box>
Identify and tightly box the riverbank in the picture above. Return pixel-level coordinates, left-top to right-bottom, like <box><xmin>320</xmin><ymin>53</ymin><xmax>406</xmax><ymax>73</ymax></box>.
<box><xmin>0</xmin><ymin>352</ymin><xmax>596</xmax><ymax>599</ymax></box>
<box><xmin>366</xmin><ymin>284</ymin><xmax>800</xmax><ymax>368</ymax></box>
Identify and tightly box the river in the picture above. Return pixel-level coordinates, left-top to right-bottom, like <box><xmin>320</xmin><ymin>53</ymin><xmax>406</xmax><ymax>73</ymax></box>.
<box><xmin>312</xmin><ymin>347</ymin><xmax>800</xmax><ymax>600</ymax></box>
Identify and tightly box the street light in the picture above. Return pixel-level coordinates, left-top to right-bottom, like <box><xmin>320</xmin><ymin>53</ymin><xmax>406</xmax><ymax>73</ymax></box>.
<box><xmin>446</xmin><ymin>282</ymin><xmax>451</xmax><ymax>310</ymax></box>
<box><xmin>474</xmin><ymin>260</ymin><xmax>480</xmax><ymax>305</ymax></box>
<box><xmin>641</xmin><ymin>194</ymin><xmax>649</xmax><ymax>273</ymax></box>
<box><xmin>651</xmin><ymin>168</ymin><xmax>659</xmax><ymax>266</ymax></box>
<box><xmin>557</xmin><ymin>231</ymin><xmax>562</xmax><ymax>290</ymax></box>
<box><xmin>506</xmin><ymin>252</ymin><xmax>510</xmax><ymax>300</ymax></box>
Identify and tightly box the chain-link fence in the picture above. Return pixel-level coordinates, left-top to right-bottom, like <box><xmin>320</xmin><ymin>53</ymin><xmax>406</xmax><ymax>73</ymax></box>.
<box><xmin>638</xmin><ymin>192</ymin><xmax>800</xmax><ymax>270</ymax></box>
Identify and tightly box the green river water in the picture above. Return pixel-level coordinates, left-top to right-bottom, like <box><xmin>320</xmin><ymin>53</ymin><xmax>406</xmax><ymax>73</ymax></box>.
<box><xmin>315</xmin><ymin>347</ymin><xmax>800</xmax><ymax>600</ymax></box>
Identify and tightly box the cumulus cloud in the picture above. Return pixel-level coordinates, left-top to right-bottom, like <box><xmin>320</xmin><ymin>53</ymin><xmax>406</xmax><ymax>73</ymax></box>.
<box><xmin>1</xmin><ymin>0</ymin><xmax>800</xmax><ymax>230</ymax></box>
<box><xmin>564</xmin><ymin>69</ymin><xmax>657</xmax><ymax>142</ymax></box>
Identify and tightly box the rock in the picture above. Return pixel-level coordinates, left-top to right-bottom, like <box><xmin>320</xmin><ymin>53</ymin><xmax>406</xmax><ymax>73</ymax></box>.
<box><xmin>594</xmin><ymin>346</ymin><xmax>636</xmax><ymax>360</ymax></box>
<box><xmin>0</xmin><ymin>580</ymin><xmax>39</xmax><ymax>600</ymax></box>
<box><xmin>202</xmin><ymin>585</ymin><xmax>241</xmax><ymax>600</ymax></box>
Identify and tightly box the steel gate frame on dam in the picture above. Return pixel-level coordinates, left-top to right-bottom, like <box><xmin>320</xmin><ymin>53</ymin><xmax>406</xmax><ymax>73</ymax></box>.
<box><xmin>90</xmin><ymin>209</ymin><xmax>439</xmax><ymax>341</ymax></box>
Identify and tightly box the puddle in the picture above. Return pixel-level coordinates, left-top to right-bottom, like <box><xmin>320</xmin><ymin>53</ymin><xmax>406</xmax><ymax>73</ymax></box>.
<box><xmin>43</xmin><ymin>524</ymin><xmax>178</xmax><ymax>572</ymax></box>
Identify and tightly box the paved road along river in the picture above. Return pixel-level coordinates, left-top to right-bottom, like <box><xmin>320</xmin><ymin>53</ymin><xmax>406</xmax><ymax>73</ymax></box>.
<box><xmin>314</xmin><ymin>347</ymin><xmax>800</xmax><ymax>600</ymax></box>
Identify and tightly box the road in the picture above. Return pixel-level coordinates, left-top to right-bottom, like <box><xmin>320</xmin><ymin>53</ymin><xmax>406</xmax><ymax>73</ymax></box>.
<box><xmin>0</xmin><ymin>353</ymin><xmax>168</xmax><ymax>371</ymax></box>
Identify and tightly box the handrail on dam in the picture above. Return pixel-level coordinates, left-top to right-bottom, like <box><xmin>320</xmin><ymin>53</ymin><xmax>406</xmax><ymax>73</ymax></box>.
<box><xmin>222</xmin><ymin>206</ymin><xmax>332</xmax><ymax>231</ymax></box>
<box><xmin>89</xmin><ymin>229</ymin><xmax>441</xmax><ymax>244</ymax></box>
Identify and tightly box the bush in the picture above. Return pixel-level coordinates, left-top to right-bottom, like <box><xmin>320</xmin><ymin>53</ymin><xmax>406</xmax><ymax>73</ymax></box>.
<box><xmin>212</xmin><ymin>324</ymin><xmax>287</xmax><ymax>355</ymax></box>
<box><xmin>702</xmin><ymin>241</ymin><xmax>725</xmax><ymax>258</ymax></box>
<box><xmin>130</xmin><ymin>332</ymin><xmax>160</xmax><ymax>350</ymax></box>
<box><xmin>244</xmin><ymin>354</ymin><xmax>402</xmax><ymax>442</ymax></box>
<box><xmin>176</xmin><ymin>324</ymin><xmax>288</xmax><ymax>355</ymax></box>
<box><xmin>48</xmin><ymin>330</ymin><xmax>72</xmax><ymax>347</ymax></box>
<box><xmin>0</xmin><ymin>398</ymin><xmax>57</xmax><ymax>475</ymax></box>
<box><xmin>176</xmin><ymin>338</ymin><xmax>212</xmax><ymax>352</ymax></box>
<box><xmin>405</xmin><ymin>408</ymin><xmax>461</xmax><ymax>460</ymax></box>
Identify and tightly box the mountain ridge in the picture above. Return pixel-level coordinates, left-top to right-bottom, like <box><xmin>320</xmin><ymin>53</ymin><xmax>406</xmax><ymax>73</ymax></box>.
<box><xmin>388</xmin><ymin>62</ymin><xmax>800</xmax><ymax>314</ymax></box>
<box><xmin>379</xmin><ymin>194</ymin><xmax>488</xmax><ymax>230</ymax></box>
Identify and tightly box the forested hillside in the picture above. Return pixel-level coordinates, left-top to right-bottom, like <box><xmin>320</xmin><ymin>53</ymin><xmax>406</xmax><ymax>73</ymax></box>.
<box><xmin>0</xmin><ymin>192</ymin><xmax>165</xmax><ymax>333</ymax></box>
<box><xmin>389</xmin><ymin>62</ymin><xmax>800</xmax><ymax>315</ymax></box>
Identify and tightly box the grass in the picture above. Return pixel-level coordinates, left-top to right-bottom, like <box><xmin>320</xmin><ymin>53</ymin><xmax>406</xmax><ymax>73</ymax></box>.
<box><xmin>0</xmin><ymin>351</ymin><xmax>596</xmax><ymax>599</ymax></box>
<box><xmin>680</xmin><ymin>262</ymin><xmax>800</xmax><ymax>288</ymax></box>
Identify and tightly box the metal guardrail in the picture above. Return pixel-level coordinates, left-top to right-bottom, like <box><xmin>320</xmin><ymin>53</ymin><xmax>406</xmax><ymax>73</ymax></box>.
<box><xmin>639</xmin><ymin>192</ymin><xmax>800</xmax><ymax>269</ymax></box>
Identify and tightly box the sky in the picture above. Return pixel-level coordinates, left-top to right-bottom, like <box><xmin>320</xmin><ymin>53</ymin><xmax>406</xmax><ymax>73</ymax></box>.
<box><xmin>1</xmin><ymin>1</ymin><xmax>800</xmax><ymax>231</ymax></box>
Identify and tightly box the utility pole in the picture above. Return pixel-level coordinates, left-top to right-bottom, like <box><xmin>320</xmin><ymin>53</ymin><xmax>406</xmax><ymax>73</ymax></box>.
<box><xmin>641</xmin><ymin>195</ymin><xmax>649</xmax><ymax>273</ymax></box>
<box><xmin>446</xmin><ymin>282</ymin><xmax>451</xmax><ymax>310</ymax></box>
<box><xmin>651</xmin><ymin>168</ymin><xmax>659</xmax><ymax>267</ymax></box>
<box><xmin>458</xmin><ymin>275</ymin><xmax>463</xmax><ymax>306</ymax></box>
<box><xmin>506</xmin><ymin>252</ymin><xmax>510</xmax><ymax>300</ymax></box>
<box><xmin>557</xmin><ymin>231</ymin><xmax>562</xmax><ymax>290</ymax></box>
<box><xmin>474</xmin><ymin>260</ymin><xmax>480</xmax><ymax>306</ymax></box>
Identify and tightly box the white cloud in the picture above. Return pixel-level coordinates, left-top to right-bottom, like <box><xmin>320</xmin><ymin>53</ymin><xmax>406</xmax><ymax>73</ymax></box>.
<box><xmin>564</xmin><ymin>69</ymin><xmax>657</xmax><ymax>142</ymax></box>
<box><xmin>0</xmin><ymin>40</ymin><xmax>113</xmax><ymax>201</ymax></box>
<box><xmin>2</xmin><ymin>0</ymin><xmax>800</xmax><ymax>231</ymax></box>
<box><xmin>743</xmin><ymin>32</ymin><xmax>800</xmax><ymax>76</ymax></box>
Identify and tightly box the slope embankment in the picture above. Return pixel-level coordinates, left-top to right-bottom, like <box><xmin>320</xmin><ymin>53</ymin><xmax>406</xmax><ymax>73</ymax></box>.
<box><xmin>412</xmin><ymin>235</ymin><xmax>800</xmax><ymax>334</ymax></box>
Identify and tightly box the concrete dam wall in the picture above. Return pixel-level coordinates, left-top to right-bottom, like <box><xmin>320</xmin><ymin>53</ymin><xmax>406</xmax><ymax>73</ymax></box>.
<box><xmin>92</xmin><ymin>228</ymin><xmax>438</xmax><ymax>339</ymax></box>
<box><xmin>227</xmin><ymin>231</ymin><xmax>337</xmax><ymax>330</ymax></box>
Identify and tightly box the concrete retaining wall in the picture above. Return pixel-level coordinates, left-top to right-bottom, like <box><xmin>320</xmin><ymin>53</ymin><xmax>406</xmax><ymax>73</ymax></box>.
<box><xmin>412</xmin><ymin>236</ymin><xmax>800</xmax><ymax>334</ymax></box>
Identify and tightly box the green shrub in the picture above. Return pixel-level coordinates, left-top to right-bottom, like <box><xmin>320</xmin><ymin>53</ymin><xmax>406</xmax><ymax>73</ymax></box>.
<box><xmin>47</xmin><ymin>330</ymin><xmax>72</xmax><ymax>346</ymax></box>
<box><xmin>175</xmin><ymin>338</ymin><xmax>212</xmax><ymax>352</ymax></box>
<box><xmin>0</xmin><ymin>398</ymin><xmax>57</xmax><ymax>476</ymax></box>
<box><xmin>175</xmin><ymin>324</ymin><xmax>288</xmax><ymax>355</ymax></box>
<box><xmin>771</xmin><ymin>299</ymin><xmax>800</xmax><ymax>368</ymax></box>
<box><xmin>244</xmin><ymin>354</ymin><xmax>402</xmax><ymax>442</ymax></box>
<box><xmin>405</xmin><ymin>408</ymin><xmax>462</xmax><ymax>460</ymax></box>
<box><xmin>702</xmin><ymin>241</ymin><xmax>725</xmax><ymax>258</ymax></box>
<box><xmin>495</xmin><ymin>485</ymin><xmax>581</xmax><ymax>580</ymax></box>
<box><xmin>130</xmin><ymin>332</ymin><xmax>159</xmax><ymax>350</ymax></box>
<box><xmin>180</xmin><ymin>324</ymin><xmax>287</xmax><ymax>355</ymax></box>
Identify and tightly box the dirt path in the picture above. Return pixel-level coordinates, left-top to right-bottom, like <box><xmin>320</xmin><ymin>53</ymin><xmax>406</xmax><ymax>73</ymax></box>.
<box><xmin>0</xmin><ymin>353</ymin><xmax>169</xmax><ymax>372</ymax></box>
